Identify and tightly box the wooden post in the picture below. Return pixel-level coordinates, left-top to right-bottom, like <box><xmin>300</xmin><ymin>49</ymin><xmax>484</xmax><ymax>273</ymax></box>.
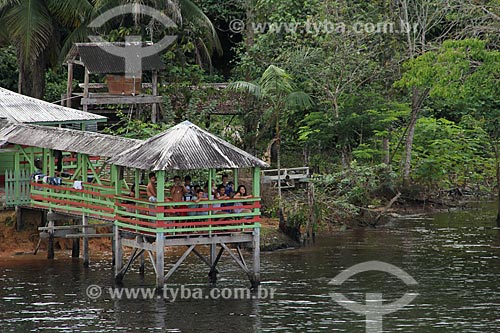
<box><xmin>155</xmin><ymin>170</ymin><xmax>165</xmax><ymax>288</ymax></box>
<box><xmin>155</xmin><ymin>232</ymin><xmax>165</xmax><ymax>288</ymax></box>
<box><xmin>83</xmin><ymin>67</ymin><xmax>90</xmax><ymax>112</ymax></box>
<box><xmin>82</xmin><ymin>214</ymin><xmax>89</xmax><ymax>267</ymax></box>
<box><xmin>81</xmin><ymin>154</ymin><xmax>88</xmax><ymax>183</ymax></box>
<box><xmin>72</xmin><ymin>238</ymin><xmax>80</xmax><ymax>258</ymax></box>
<box><xmin>134</xmin><ymin>169</ymin><xmax>140</xmax><ymax>197</ymax></box>
<box><xmin>15</xmin><ymin>206</ymin><xmax>23</xmax><ymax>232</ymax></box>
<box><xmin>233</xmin><ymin>168</ymin><xmax>239</xmax><ymax>188</ymax></box>
<box><xmin>151</xmin><ymin>70</ymin><xmax>159</xmax><ymax>123</ymax></box>
<box><xmin>114</xmin><ymin>225</ymin><xmax>123</xmax><ymax>280</ymax></box>
<box><xmin>14</xmin><ymin>150</ymin><xmax>20</xmax><ymax>201</ymax></box>
<box><xmin>47</xmin><ymin>220</ymin><xmax>55</xmax><ymax>260</ymax></box>
<box><xmin>252</xmin><ymin>227</ymin><xmax>260</xmax><ymax>287</ymax></box>
<box><xmin>138</xmin><ymin>236</ymin><xmax>145</xmax><ymax>275</ymax></box>
<box><xmin>66</xmin><ymin>62</ymin><xmax>74</xmax><ymax>108</ymax></box>
<box><xmin>209</xmin><ymin>243</ymin><xmax>217</xmax><ymax>283</ymax></box>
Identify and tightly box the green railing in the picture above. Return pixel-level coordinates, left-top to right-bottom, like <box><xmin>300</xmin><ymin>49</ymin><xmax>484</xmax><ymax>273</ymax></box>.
<box><xmin>30</xmin><ymin>180</ymin><xmax>261</xmax><ymax>236</ymax></box>
<box><xmin>114</xmin><ymin>196</ymin><xmax>261</xmax><ymax>236</ymax></box>
<box><xmin>31</xmin><ymin>180</ymin><xmax>115</xmax><ymax>220</ymax></box>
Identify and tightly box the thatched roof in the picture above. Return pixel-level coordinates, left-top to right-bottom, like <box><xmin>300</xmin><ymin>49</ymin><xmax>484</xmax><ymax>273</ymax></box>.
<box><xmin>0</xmin><ymin>122</ymin><xmax>142</xmax><ymax>158</ymax></box>
<box><xmin>66</xmin><ymin>43</ymin><xmax>166</xmax><ymax>74</ymax></box>
<box><xmin>108</xmin><ymin>121</ymin><xmax>269</xmax><ymax>170</ymax></box>
<box><xmin>0</xmin><ymin>87</ymin><xmax>106</xmax><ymax>125</ymax></box>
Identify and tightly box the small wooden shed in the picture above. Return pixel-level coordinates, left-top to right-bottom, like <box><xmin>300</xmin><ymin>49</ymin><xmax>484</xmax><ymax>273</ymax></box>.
<box><xmin>65</xmin><ymin>42</ymin><xmax>165</xmax><ymax>122</ymax></box>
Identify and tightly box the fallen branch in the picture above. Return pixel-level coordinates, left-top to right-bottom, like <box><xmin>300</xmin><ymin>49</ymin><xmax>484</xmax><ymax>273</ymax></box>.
<box><xmin>371</xmin><ymin>192</ymin><xmax>402</xmax><ymax>227</ymax></box>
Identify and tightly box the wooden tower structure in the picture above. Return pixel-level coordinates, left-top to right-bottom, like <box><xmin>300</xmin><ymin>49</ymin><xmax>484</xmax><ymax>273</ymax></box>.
<box><xmin>65</xmin><ymin>42</ymin><xmax>165</xmax><ymax>122</ymax></box>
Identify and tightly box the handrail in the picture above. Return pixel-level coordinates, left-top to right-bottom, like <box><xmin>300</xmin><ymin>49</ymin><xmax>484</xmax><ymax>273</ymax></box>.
<box><xmin>30</xmin><ymin>180</ymin><xmax>262</xmax><ymax>236</ymax></box>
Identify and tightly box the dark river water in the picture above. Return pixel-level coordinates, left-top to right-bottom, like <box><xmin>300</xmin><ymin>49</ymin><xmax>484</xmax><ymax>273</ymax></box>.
<box><xmin>1</xmin><ymin>204</ymin><xmax>500</xmax><ymax>332</ymax></box>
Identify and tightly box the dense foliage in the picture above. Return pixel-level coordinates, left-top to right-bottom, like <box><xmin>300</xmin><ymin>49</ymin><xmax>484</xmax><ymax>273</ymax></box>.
<box><xmin>1</xmin><ymin>0</ymin><xmax>499</xmax><ymax>225</ymax></box>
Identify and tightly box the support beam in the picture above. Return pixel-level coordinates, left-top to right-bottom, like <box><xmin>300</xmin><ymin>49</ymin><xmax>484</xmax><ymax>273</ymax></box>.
<box><xmin>138</xmin><ymin>236</ymin><xmax>145</xmax><ymax>275</ymax></box>
<box><xmin>66</xmin><ymin>62</ymin><xmax>74</xmax><ymax>108</ymax></box>
<box><xmin>220</xmin><ymin>242</ymin><xmax>251</xmax><ymax>276</ymax></box>
<box><xmin>192</xmin><ymin>246</ymin><xmax>212</xmax><ymax>269</ymax></box>
<box><xmin>164</xmin><ymin>244</ymin><xmax>196</xmax><ymax>282</ymax></box>
<box><xmin>209</xmin><ymin>245</ymin><xmax>224</xmax><ymax>283</ymax></box>
<box><xmin>83</xmin><ymin>68</ymin><xmax>90</xmax><ymax>112</ymax></box>
<box><xmin>82</xmin><ymin>214</ymin><xmax>89</xmax><ymax>267</ymax></box>
<box><xmin>152</xmin><ymin>70</ymin><xmax>159</xmax><ymax>123</ymax></box>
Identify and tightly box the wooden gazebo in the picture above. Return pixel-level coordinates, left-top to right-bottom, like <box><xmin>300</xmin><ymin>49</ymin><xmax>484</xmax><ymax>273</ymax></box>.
<box><xmin>108</xmin><ymin>120</ymin><xmax>269</xmax><ymax>287</ymax></box>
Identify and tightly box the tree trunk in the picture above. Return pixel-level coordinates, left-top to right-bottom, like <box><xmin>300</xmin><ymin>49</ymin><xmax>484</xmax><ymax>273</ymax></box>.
<box><xmin>403</xmin><ymin>87</ymin><xmax>430</xmax><ymax>185</ymax></box>
<box><xmin>495</xmin><ymin>143</ymin><xmax>500</xmax><ymax>227</ymax></box>
<box><xmin>16</xmin><ymin>46</ymin><xmax>46</xmax><ymax>99</ymax></box>
<box><xmin>382</xmin><ymin>137</ymin><xmax>390</xmax><ymax>164</ymax></box>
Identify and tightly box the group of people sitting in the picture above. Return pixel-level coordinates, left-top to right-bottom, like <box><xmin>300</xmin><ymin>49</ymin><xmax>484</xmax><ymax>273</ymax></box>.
<box><xmin>133</xmin><ymin>173</ymin><xmax>253</xmax><ymax>216</ymax></box>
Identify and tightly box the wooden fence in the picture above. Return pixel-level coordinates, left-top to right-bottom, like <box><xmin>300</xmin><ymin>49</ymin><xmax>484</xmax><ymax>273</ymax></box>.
<box><xmin>5</xmin><ymin>169</ymin><xmax>31</xmax><ymax>207</ymax></box>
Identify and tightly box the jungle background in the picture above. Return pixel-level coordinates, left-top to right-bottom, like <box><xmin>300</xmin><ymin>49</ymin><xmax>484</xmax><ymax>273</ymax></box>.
<box><xmin>1</xmin><ymin>0</ymin><xmax>499</xmax><ymax>230</ymax></box>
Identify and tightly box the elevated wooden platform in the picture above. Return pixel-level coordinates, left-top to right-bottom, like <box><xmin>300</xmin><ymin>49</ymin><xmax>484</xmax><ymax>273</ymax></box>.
<box><xmin>79</xmin><ymin>93</ymin><xmax>163</xmax><ymax>106</ymax></box>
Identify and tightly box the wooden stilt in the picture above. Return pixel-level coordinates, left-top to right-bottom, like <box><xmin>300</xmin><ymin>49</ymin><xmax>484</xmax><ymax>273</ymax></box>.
<box><xmin>72</xmin><ymin>239</ymin><xmax>80</xmax><ymax>258</ymax></box>
<box><xmin>138</xmin><ymin>236</ymin><xmax>145</xmax><ymax>275</ymax></box>
<box><xmin>114</xmin><ymin>225</ymin><xmax>123</xmax><ymax>281</ymax></box>
<box><xmin>155</xmin><ymin>232</ymin><xmax>165</xmax><ymax>289</ymax></box>
<box><xmin>47</xmin><ymin>220</ymin><xmax>55</xmax><ymax>260</ymax></box>
<box><xmin>72</xmin><ymin>219</ymin><xmax>80</xmax><ymax>258</ymax></box>
<box><xmin>15</xmin><ymin>206</ymin><xmax>23</xmax><ymax>231</ymax></box>
<box><xmin>82</xmin><ymin>214</ymin><xmax>89</xmax><ymax>267</ymax></box>
<box><xmin>209</xmin><ymin>243</ymin><xmax>217</xmax><ymax>282</ymax></box>
<box><xmin>252</xmin><ymin>227</ymin><xmax>261</xmax><ymax>287</ymax></box>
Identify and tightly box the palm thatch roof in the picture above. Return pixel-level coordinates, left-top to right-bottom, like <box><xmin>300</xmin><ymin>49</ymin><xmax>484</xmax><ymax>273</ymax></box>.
<box><xmin>0</xmin><ymin>121</ymin><xmax>141</xmax><ymax>158</ymax></box>
<box><xmin>108</xmin><ymin>121</ymin><xmax>269</xmax><ymax>170</ymax></box>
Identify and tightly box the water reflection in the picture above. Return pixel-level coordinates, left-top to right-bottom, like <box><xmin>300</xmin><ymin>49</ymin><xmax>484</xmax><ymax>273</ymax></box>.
<box><xmin>1</xmin><ymin>205</ymin><xmax>500</xmax><ymax>332</ymax></box>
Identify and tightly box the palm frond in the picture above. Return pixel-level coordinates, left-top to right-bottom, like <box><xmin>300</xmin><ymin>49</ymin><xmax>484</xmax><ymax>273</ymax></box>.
<box><xmin>227</xmin><ymin>81</ymin><xmax>262</xmax><ymax>99</ymax></box>
<box><xmin>4</xmin><ymin>0</ymin><xmax>53</xmax><ymax>63</ymax></box>
<box><xmin>46</xmin><ymin>0</ymin><xmax>94</xmax><ymax>27</ymax></box>
<box><xmin>179</xmin><ymin>0</ymin><xmax>222</xmax><ymax>55</ymax></box>
<box><xmin>259</xmin><ymin>65</ymin><xmax>294</xmax><ymax>96</ymax></box>
<box><xmin>285</xmin><ymin>91</ymin><xmax>313</xmax><ymax>110</ymax></box>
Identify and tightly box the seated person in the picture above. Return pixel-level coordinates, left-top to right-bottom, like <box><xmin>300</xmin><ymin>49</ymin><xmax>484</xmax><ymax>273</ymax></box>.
<box><xmin>146</xmin><ymin>172</ymin><xmax>157</xmax><ymax>202</ymax></box>
<box><xmin>233</xmin><ymin>185</ymin><xmax>253</xmax><ymax>214</ymax></box>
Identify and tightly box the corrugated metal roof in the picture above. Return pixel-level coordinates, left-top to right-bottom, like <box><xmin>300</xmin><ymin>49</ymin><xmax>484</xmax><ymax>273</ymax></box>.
<box><xmin>67</xmin><ymin>43</ymin><xmax>166</xmax><ymax>74</ymax></box>
<box><xmin>0</xmin><ymin>122</ymin><xmax>142</xmax><ymax>158</ymax></box>
<box><xmin>0</xmin><ymin>87</ymin><xmax>107</xmax><ymax>124</ymax></box>
<box><xmin>108</xmin><ymin>121</ymin><xmax>269</xmax><ymax>171</ymax></box>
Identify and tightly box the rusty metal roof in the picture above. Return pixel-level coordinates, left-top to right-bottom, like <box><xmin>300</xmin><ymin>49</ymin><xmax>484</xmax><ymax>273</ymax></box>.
<box><xmin>108</xmin><ymin>121</ymin><xmax>269</xmax><ymax>170</ymax></box>
<box><xmin>0</xmin><ymin>122</ymin><xmax>142</xmax><ymax>158</ymax></box>
<box><xmin>66</xmin><ymin>43</ymin><xmax>166</xmax><ymax>74</ymax></box>
<box><xmin>0</xmin><ymin>87</ymin><xmax>107</xmax><ymax>124</ymax></box>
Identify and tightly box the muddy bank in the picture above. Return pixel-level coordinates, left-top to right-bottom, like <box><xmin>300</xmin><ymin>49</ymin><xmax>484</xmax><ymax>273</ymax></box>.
<box><xmin>0</xmin><ymin>210</ymin><xmax>298</xmax><ymax>259</ymax></box>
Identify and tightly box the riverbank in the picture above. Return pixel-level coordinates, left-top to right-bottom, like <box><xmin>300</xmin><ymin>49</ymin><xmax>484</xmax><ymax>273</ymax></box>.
<box><xmin>0</xmin><ymin>210</ymin><xmax>298</xmax><ymax>258</ymax></box>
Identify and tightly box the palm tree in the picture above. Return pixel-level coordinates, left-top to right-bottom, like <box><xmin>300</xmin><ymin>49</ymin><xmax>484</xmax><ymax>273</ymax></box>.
<box><xmin>93</xmin><ymin>0</ymin><xmax>222</xmax><ymax>69</ymax></box>
<box><xmin>228</xmin><ymin>65</ymin><xmax>313</xmax><ymax>217</ymax></box>
<box><xmin>0</xmin><ymin>0</ymin><xmax>93</xmax><ymax>98</ymax></box>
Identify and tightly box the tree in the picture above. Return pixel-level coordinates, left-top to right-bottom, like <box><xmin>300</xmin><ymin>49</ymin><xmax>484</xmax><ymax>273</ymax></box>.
<box><xmin>396</xmin><ymin>39</ymin><xmax>500</xmax><ymax>223</ymax></box>
<box><xmin>228</xmin><ymin>64</ymin><xmax>312</xmax><ymax>216</ymax></box>
<box><xmin>0</xmin><ymin>0</ymin><xmax>93</xmax><ymax>98</ymax></box>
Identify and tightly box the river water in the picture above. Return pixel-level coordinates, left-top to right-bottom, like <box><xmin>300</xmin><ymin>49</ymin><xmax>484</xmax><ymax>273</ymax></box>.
<box><xmin>1</xmin><ymin>204</ymin><xmax>500</xmax><ymax>332</ymax></box>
